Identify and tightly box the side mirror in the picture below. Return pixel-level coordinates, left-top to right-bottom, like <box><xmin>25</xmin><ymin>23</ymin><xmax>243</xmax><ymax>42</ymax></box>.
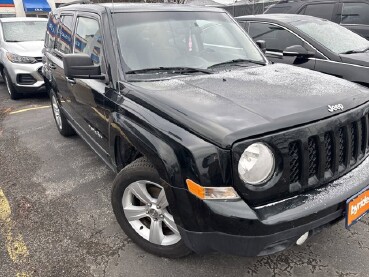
<box><xmin>283</xmin><ymin>45</ymin><xmax>314</xmax><ymax>58</ymax></box>
<box><xmin>63</xmin><ymin>54</ymin><xmax>105</xmax><ymax>80</ymax></box>
<box><xmin>256</xmin><ymin>40</ymin><xmax>267</xmax><ymax>54</ymax></box>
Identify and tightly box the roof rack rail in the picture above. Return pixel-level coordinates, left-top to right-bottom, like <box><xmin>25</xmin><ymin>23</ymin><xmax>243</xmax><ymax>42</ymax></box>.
<box><xmin>59</xmin><ymin>0</ymin><xmax>92</xmax><ymax>7</ymax></box>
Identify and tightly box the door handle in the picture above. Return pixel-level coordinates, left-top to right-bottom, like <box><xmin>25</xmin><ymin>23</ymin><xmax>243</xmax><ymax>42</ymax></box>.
<box><xmin>66</xmin><ymin>77</ymin><xmax>76</xmax><ymax>85</ymax></box>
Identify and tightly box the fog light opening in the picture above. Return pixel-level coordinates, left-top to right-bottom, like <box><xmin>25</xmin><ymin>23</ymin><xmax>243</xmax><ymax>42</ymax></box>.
<box><xmin>296</xmin><ymin>232</ymin><xmax>309</xmax><ymax>246</ymax></box>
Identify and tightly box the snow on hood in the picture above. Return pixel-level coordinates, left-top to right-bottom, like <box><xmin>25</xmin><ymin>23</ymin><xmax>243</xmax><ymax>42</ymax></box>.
<box><xmin>130</xmin><ymin>64</ymin><xmax>369</xmax><ymax>147</ymax></box>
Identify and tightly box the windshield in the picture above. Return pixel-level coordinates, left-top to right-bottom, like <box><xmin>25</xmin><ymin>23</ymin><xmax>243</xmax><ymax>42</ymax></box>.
<box><xmin>2</xmin><ymin>21</ymin><xmax>47</xmax><ymax>42</ymax></box>
<box><xmin>290</xmin><ymin>19</ymin><xmax>369</xmax><ymax>54</ymax></box>
<box><xmin>113</xmin><ymin>12</ymin><xmax>265</xmax><ymax>75</ymax></box>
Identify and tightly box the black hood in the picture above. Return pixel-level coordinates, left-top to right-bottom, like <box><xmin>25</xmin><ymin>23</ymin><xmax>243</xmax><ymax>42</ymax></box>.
<box><xmin>339</xmin><ymin>52</ymin><xmax>369</xmax><ymax>67</ymax></box>
<box><xmin>127</xmin><ymin>64</ymin><xmax>369</xmax><ymax>148</ymax></box>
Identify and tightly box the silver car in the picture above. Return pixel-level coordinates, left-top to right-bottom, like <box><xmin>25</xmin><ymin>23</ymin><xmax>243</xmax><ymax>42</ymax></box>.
<box><xmin>0</xmin><ymin>18</ymin><xmax>47</xmax><ymax>100</ymax></box>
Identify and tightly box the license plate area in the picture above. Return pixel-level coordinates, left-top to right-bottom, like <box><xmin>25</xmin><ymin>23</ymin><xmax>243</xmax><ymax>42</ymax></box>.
<box><xmin>346</xmin><ymin>186</ymin><xmax>369</xmax><ymax>229</ymax></box>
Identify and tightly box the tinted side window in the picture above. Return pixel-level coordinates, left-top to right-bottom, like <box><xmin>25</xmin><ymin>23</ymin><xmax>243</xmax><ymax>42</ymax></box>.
<box><xmin>74</xmin><ymin>17</ymin><xmax>102</xmax><ymax>65</ymax></box>
<box><xmin>248</xmin><ymin>22</ymin><xmax>304</xmax><ymax>52</ymax></box>
<box><xmin>45</xmin><ymin>13</ymin><xmax>58</xmax><ymax>49</ymax></box>
<box><xmin>341</xmin><ymin>3</ymin><xmax>369</xmax><ymax>25</ymax></box>
<box><xmin>55</xmin><ymin>15</ymin><xmax>74</xmax><ymax>54</ymax></box>
<box><xmin>300</xmin><ymin>4</ymin><xmax>335</xmax><ymax>20</ymax></box>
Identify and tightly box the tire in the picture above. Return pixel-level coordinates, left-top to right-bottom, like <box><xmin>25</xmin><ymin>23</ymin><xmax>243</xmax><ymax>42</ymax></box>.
<box><xmin>3</xmin><ymin>68</ymin><xmax>20</xmax><ymax>100</ymax></box>
<box><xmin>50</xmin><ymin>90</ymin><xmax>75</xmax><ymax>137</ymax></box>
<box><xmin>111</xmin><ymin>157</ymin><xmax>192</xmax><ymax>258</ymax></box>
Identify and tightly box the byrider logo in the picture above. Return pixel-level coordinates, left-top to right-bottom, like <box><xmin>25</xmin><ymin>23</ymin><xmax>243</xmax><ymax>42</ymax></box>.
<box><xmin>328</xmin><ymin>104</ymin><xmax>344</xmax><ymax>113</ymax></box>
<box><xmin>351</xmin><ymin>196</ymin><xmax>369</xmax><ymax>215</ymax></box>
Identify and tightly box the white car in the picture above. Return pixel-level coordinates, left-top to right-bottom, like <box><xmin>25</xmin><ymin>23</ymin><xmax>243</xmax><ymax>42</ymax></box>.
<box><xmin>0</xmin><ymin>17</ymin><xmax>47</xmax><ymax>100</ymax></box>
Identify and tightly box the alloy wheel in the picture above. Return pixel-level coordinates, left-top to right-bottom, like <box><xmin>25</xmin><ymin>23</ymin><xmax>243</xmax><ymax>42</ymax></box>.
<box><xmin>122</xmin><ymin>180</ymin><xmax>181</xmax><ymax>246</ymax></box>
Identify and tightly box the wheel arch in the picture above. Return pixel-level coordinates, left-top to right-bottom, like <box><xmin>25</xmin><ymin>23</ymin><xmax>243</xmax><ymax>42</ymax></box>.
<box><xmin>110</xmin><ymin>114</ymin><xmax>181</xmax><ymax>187</ymax></box>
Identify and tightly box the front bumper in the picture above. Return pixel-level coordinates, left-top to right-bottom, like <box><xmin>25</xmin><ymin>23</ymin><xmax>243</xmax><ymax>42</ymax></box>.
<box><xmin>173</xmin><ymin>156</ymin><xmax>369</xmax><ymax>256</ymax></box>
<box><xmin>3</xmin><ymin>59</ymin><xmax>45</xmax><ymax>93</ymax></box>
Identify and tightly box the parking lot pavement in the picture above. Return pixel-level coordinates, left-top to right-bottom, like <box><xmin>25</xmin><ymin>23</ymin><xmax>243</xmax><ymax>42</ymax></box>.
<box><xmin>0</xmin><ymin>83</ymin><xmax>369</xmax><ymax>277</ymax></box>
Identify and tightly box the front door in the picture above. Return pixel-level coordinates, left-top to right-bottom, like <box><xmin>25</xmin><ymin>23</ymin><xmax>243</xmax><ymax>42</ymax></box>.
<box><xmin>67</xmin><ymin>14</ymin><xmax>110</xmax><ymax>155</ymax></box>
<box><xmin>247</xmin><ymin>22</ymin><xmax>316</xmax><ymax>70</ymax></box>
<box><xmin>48</xmin><ymin>13</ymin><xmax>76</xmax><ymax>119</ymax></box>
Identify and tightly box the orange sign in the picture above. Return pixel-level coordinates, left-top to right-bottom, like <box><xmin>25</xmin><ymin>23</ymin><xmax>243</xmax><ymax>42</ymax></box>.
<box><xmin>347</xmin><ymin>189</ymin><xmax>369</xmax><ymax>228</ymax></box>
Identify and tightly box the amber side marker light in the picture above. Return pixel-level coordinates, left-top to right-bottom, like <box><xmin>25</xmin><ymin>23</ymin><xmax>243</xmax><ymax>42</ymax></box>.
<box><xmin>186</xmin><ymin>179</ymin><xmax>240</xmax><ymax>200</ymax></box>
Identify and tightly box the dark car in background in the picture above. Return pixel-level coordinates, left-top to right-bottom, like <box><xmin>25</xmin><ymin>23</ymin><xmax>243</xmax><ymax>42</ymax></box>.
<box><xmin>237</xmin><ymin>14</ymin><xmax>369</xmax><ymax>87</ymax></box>
<box><xmin>265</xmin><ymin>0</ymin><xmax>369</xmax><ymax>40</ymax></box>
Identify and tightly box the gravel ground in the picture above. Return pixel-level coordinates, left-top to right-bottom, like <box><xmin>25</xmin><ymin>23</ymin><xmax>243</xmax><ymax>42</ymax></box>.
<box><xmin>0</xmin><ymin>84</ymin><xmax>368</xmax><ymax>277</ymax></box>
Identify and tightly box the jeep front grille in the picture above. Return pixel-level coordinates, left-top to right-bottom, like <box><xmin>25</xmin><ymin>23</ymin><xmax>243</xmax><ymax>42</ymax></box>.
<box><xmin>232</xmin><ymin>104</ymin><xmax>369</xmax><ymax>206</ymax></box>
<box><xmin>288</xmin><ymin>113</ymin><xmax>368</xmax><ymax>185</ymax></box>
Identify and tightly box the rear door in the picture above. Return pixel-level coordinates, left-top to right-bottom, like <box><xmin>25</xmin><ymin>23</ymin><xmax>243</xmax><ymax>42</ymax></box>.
<box><xmin>247</xmin><ymin>21</ymin><xmax>316</xmax><ymax>69</ymax></box>
<box><xmin>68</xmin><ymin>13</ymin><xmax>110</xmax><ymax>154</ymax></box>
<box><xmin>339</xmin><ymin>1</ymin><xmax>369</xmax><ymax>39</ymax></box>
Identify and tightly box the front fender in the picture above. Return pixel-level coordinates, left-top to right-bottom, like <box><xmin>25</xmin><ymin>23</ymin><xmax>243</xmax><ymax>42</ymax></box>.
<box><xmin>110</xmin><ymin>111</ymin><xmax>180</xmax><ymax>185</ymax></box>
<box><xmin>108</xmin><ymin>98</ymin><xmax>233</xmax><ymax>230</ymax></box>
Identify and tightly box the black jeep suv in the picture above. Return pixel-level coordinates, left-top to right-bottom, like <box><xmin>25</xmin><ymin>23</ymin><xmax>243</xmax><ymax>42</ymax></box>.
<box><xmin>43</xmin><ymin>3</ymin><xmax>369</xmax><ymax>258</ymax></box>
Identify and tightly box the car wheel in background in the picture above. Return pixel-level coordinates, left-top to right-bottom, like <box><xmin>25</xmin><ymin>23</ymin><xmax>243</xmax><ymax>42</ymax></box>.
<box><xmin>50</xmin><ymin>90</ymin><xmax>75</xmax><ymax>137</ymax></box>
<box><xmin>3</xmin><ymin>69</ymin><xmax>20</xmax><ymax>100</ymax></box>
<box><xmin>111</xmin><ymin>157</ymin><xmax>192</xmax><ymax>258</ymax></box>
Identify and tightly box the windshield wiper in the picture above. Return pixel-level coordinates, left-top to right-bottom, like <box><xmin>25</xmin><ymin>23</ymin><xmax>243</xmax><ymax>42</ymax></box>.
<box><xmin>126</xmin><ymin>67</ymin><xmax>213</xmax><ymax>75</ymax></box>
<box><xmin>341</xmin><ymin>47</ymin><xmax>369</xmax><ymax>54</ymax></box>
<box><xmin>208</xmin><ymin>59</ymin><xmax>266</xmax><ymax>69</ymax></box>
<box><xmin>6</xmin><ymin>40</ymin><xmax>21</xmax><ymax>42</ymax></box>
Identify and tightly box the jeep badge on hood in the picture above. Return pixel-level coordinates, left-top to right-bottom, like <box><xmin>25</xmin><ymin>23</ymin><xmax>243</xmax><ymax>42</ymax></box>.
<box><xmin>328</xmin><ymin>104</ymin><xmax>344</xmax><ymax>113</ymax></box>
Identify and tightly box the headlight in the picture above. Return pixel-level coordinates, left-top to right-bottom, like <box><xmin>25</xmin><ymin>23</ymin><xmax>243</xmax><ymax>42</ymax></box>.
<box><xmin>238</xmin><ymin>143</ymin><xmax>275</xmax><ymax>185</ymax></box>
<box><xmin>6</xmin><ymin>52</ymin><xmax>37</xmax><ymax>64</ymax></box>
